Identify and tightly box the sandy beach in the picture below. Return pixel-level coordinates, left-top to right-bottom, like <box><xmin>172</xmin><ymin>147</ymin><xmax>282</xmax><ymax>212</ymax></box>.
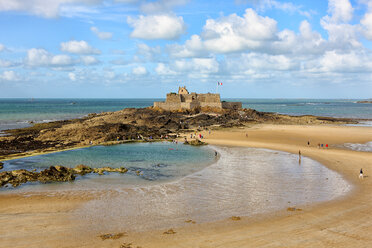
<box><xmin>1</xmin><ymin>124</ymin><xmax>372</xmax><ymax>248</ymax></box>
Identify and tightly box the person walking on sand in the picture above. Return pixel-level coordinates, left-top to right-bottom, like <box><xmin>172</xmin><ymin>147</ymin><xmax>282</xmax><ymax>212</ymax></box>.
<box><xmin>359</xmin><ymin>168</ymin><xmax>364</xmax><ymax>179</ymax></box>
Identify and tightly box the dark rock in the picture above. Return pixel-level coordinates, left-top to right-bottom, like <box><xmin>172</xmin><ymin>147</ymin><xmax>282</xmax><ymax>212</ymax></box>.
<box><xmin>38</xmin><ymin>166</ymin><xmax>75</xmax><ymax>183</ymax></box>
<box><xmin>0</xmin><ymin>162</ymin><xmax>3</xmax><ymax>170</ymax></box>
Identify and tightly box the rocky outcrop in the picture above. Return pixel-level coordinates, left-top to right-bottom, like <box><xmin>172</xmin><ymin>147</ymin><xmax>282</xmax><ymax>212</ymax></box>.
<box><xmin>0</xmin><ymin>165</ymin><xmax>129</xmax><ymax>188</ymax></box>
<box><xmin>184</xmin><ymin>139</ymin><xmax>207</xmax><ymax>146</ymax></box>
<box><xmin>357</xmin><ymin>100</ymin><xmax>372</xmax><ymax>104</ymax></box>
<box><xmin>0</xmin><ymin>107</ymin><xmax>358</xmax><ymax>158</ymax></box>
<box><xmin>0</xmin><ymin>162</ymin><xmax>3</xmax><ymax>170</ymax></box>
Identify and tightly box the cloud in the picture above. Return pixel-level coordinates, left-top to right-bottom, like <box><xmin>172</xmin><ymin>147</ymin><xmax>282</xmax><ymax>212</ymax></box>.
<box><xmin>326</xmin><ymin>0</ymin><xmax>353</xmax><ymax>23</ymax></box>
<box><xmin>68</xmin><ymin>72</ymin><xmax>77</xmax><ymax>81</ymax></box>
<box><xmin>0</xmin><ymin>0</ymin><xmax>102</xmax><ymax>18</ymax></box>
<box><xmin>60</xmin><ymin>40</ymin><xmax>101</xmax><ymax>54</ymax></box>
<box><xmin>361</xmin><ymin>4</ymin><xmax>372</xmax><ymax>40</ymax></box>
<box><xmin>80</xmin><ymin>55</ymin><xmax>100</xmax><ymax>65</ymax></box>
<box><xmin>0</xmin><ymin>70</ymin><xmax>20</xmax><ymax>81</ymax></box>
<box><xmin>0</xmin><ymin>59</ymin><xmax>18</xmax><ymax>67</ymax></box>
<box><xmin>140</xmin><ymin>0</ymin><xmax>189</xmax><ymax>13</ymax></box>
<box><xmin>90</xmin><ymin>26</ymin><xmax>113</xmax><ymax>40</ymax></box>
<box><xmin>235</xmin><ymin>0</ymin><xmax>313</xmax><ymax>18</ymax></box>
<box><xmin>136</xmin><ymin>43</ymin><xmax>161</xmax><ymax>61</ymax></box>
<box><xmin>155</xmin><ymin>63</ymin><xmax>177</xmax><ymax>75</ymax></box>
<box><xmin>200</xmin><ymin>8</ymin><xmax>277</xmax><ymax>53</ymax></box>
<box><xmin>132</xmin><ymin>66</ymin><xmax>147</xmax><ymax>75</ymax></box>
<box><xmin>127</xmin><ymin>14</ymin><xmax>186</xmax><ymax>40</ymax></box>
<box><xmin>24</xmin><ymin>48</ymin><xmax>75</xmax><ymax>67</ymax></box>
<box><xmin>167</xmin><ymin>35</ymin><xmax>209</xmax><ymax>58</ymax></box>
<box><xmin>318</xmin><ymin>50</ymin><xmax>372</xmax><ymax>73</ymax></box>
<box><xmin>173</xmin><ymin>58</ymin><xmax>219</xmax><ymax>74</ymax></box>
<box><xmin>0</xmin><ymin>43</ymin><xmax>4</xmax><ymax>52</ymax></box>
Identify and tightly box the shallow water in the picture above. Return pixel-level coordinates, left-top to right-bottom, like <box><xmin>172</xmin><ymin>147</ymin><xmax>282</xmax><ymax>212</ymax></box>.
<box><xmin>1</xmin><ymin>142</ymin><xmax>216</xmax><ymax>190</ymax></box>
<box><xmin>1</xmin><ymin>144</ymin><xmax>351</xmax><ymax>233</ymax></box>
<box><xmin>71</xmin><ymin>146</ymin><xmax>351</xmax><ymax>233</ymax></box>
<box><xmin>343</xmin><ymin>141</ymin><xmax>372</xmax><ymax>152</ymax></box>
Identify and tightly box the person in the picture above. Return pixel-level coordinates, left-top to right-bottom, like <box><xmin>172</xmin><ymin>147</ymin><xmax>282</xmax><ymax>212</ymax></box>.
<box><xmin>298</xmin><ymin>150</ymin><xmax>302</xmax><ymax>163</ymax></box>
<box><xmin>215</xmin><ymin>151</ymin><xmax>218</xmax><ymax>156</ymax></box>
<box><xmin>317</xmin><ymin>143</ymin><xmax>320</xmax><ymax>149</ymax></box>
<box><xmin>325</xmin><ymin>144</ymin><xmax>328</xmax><ymax>148</ymax></box>
<box><xmin>359</xmin><ymin>168</ymin><xmax>364</xmax><ymax>179</ymax></box>
<box><xmin>246</xmin><ymin>133</ymin><xmax>248</xmax><ymax>138</ymax></box>
<box><xmin>307</xmin><ymin>141</ymin><xmax>310</xmax><ymax>146</ymax></box>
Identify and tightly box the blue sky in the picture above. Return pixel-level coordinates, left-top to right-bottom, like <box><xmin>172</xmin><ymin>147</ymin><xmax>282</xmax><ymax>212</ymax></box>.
<box><xmin>0</xmin><ymin>0</ymin><xmax>371</xmax><ymax>98</ymax></box>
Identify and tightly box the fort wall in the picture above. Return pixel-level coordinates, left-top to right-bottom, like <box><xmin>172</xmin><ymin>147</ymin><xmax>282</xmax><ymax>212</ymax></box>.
<box><xmin>154</xmin><ymin>87</ymin><xmax>241</xmax><ymax>111</ymax></box>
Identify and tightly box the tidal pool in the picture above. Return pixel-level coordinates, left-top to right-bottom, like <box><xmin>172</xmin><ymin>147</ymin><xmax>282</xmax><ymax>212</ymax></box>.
<box><xmin>73</xmin><ymin>146</ymin><xmax>351</xmax><ymax>233</ymax></box>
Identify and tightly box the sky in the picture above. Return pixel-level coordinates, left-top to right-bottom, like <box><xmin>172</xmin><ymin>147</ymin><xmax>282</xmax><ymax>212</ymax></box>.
<box><xmin>0</xmin><ymin>0</ymin><xmax>371</xmax><ymax>98</ymax></box>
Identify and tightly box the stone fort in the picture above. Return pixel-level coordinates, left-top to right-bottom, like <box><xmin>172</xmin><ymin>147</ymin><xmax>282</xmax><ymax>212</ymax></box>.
<box><xmin>154</xmin><ymin>86</ymin><xmax>242</xmax><ymax>111</ymax></box>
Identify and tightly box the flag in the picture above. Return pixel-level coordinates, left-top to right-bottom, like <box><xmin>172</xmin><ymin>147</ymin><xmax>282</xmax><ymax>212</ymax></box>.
<box><xmin>218</xmin><ymin>82</ymin><xmax>223</xmax><ymax>86</ymax></box>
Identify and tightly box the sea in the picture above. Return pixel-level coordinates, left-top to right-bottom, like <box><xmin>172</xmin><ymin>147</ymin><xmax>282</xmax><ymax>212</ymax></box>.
<box><xmin>0</xmin><ymin>98</ymin><xmax>371</xmax><ymax>132</ymax></box>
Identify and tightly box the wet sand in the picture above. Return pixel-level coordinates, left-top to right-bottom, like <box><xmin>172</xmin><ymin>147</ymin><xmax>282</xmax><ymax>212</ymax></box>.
<box><xmin>1</xmin><ymin>124</ymin><xmax>372</xmax><ymax>247</ymax></box>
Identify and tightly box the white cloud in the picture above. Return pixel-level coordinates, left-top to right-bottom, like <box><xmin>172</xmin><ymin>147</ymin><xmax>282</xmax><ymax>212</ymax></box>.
<box><xmin>51</xmin><ymin>54</ymin><xmax>74</xmax><ymax>66</ymax></box>
<box><xmin>0</xmin><ymin>43</ymin><xmax>4</xmax><ymax>52</ymax></box>
<box><xmin>250</xmin><ymin>0</ymin><xmax>312</xmax><ymax>17</ymax></box>
<box><xmin>68</xmin><ymin>72</ymin><xmax>77</xmax><ymax>81</ymax></box>
<box><xmin>60</xmin><ymin>40</ymin><xmax>100</xmax><ymax>54</ymax></box>
<box><xmin>167</xmin><ymin>35</ymin><xmax>209</xmax><ymax>58</ymax></box>
<box><xmin>173</xmin><ymin>58</ymin><xmax>219</xmax><ymax>74</ymax></box>
<box><xmin>318</xmin><ymin>50</ymin><xmax>372</xmax><ymax>72</ymax></box>
<box><xmin>326</xmin><ymin>0</ymin><xmax>353</xmax><ymax>23</ymax></box>
<box><xmin>140</xmin><ymin>0</ymin><xmax>189</xmax><ymax>13</ymax></box>
<box><xmin>227</xmin><ymin>53</ymin><xmax>297</xmax><ymax>73</ymax></box>
<box><xmin>201</xmin><ymin>8</ymin><xmax>277</xmax><ymax>53</ymax></box>
<box><xmin>0</xmin><ymin>0</ymin><xmax>102</xmax><ymax>18</ymax></box>
<box><xmin>0</xmin><ymin>70</ymin><xmax>20</xmax><ymax>81</ymax></box>
<box><xmin>90</xmin><ymin>26</ymin><xmax>113</xmax><ymax>40</ymax></box>
<box><xmin>136</xmin><ymin>43</ymin><xmax>161</xmax><ymax>61</ymax></box>
<box><xmin>0</xmin><ymin>59</ymin><xmax>17</xmax><ymax>67</ymax></box>
<box><xmin>132</xmin><ymin>66</ymin><xmax>147</xmax><ymax>75</ymax></box>
<box><xmin>80</xmin><ymin>55</ymin><xmax>99</xmax><ymax>65</ymax></box>
<box><xmin>127</xmin><ymin>14</ymin><xmax>186</xmax><ymax>40</ymax></box>
<box><xmin>155</xmin><ymin>63</ymin><xmax>177</xmax><ymax>75</ymax></box>
<box><xmin>25</xmin><ymin>48</ymin><xmax>75</xmax><ymax>67</ymax></box>
<box><xmin>361</xmin><ymin>9</ymin><xmax>372</xmax><ymax>40</ymax></box>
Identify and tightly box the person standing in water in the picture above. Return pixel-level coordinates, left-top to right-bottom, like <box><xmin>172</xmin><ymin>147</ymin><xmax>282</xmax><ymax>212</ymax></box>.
<box><xmin>298</xmin><ymin>150</ymin><xmax>301</xmax><ymax>163</ymax></box>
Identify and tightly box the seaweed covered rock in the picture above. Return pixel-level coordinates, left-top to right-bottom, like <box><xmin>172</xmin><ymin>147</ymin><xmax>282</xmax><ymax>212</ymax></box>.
<box><xmin>0</xmin><ymin>165</ymin><xmax>129</xmax><ymax>188</ymax></box>
<box><xmin>73</xmin><ymin>164</ymin><xmax>93</xmax><ymax>175</ymax></box>
<box><xmin>185</xmin><ymin>139</ymin><xmax>207</xmax><ymax>146</ymax></box>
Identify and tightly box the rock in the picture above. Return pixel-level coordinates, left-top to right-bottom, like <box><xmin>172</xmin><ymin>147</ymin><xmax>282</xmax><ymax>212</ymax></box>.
<box><xmin>73</xmin><ymin>164</ymin><xmax>93</xmax><ymax>175</ymax></box>
<box><xmin>230</xmin><ymin>216</ymin><xmax>241</xmax><ymax>221</ymax></box>
<box><xmin>184</xmin><ymin>139</ymin><xmax>207</xmax><ymax>146</ymax></box>
<box><xmin>37</xmin><ymin>166</ymin><xmax>75</xmax><ymax>183</ymax></box>
<box><xmin>163</xmin><ymin>229</ymin><xmax>176</xmax><ymax>235</ymax></box>
<box><xmin>287</xmin><ymin>207</ymin><xmax>302</xmax><ymax>211</ymax></box>
<box><xmin>98</xmin><ymin>232</ymin><xmax>126</xmax><ymax>240</ymax></box>
<box><xmin>0</xmin><ymin>165</ymin><xmax>129</xmax><ymax>188</ymax></box>
<box><xmin>0</xmin><ymin>162</ymin><xmax>3</xmax><ymax>170</ymax></box>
